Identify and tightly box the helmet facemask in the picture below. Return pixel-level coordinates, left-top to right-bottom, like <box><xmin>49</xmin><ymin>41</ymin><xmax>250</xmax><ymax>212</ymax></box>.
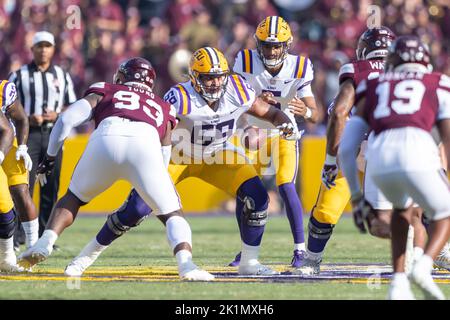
<box><xmin>193</xmin><ymin>71</ymin><xmax>229</xmax><ymax>103</ymax></box>
<box><xmin>255</xmin><ymin>36</ymin><xmax>292</xmax><ymax>68</ymax></box>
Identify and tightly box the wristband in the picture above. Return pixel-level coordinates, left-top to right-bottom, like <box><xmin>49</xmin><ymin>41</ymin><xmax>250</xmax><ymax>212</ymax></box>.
<box><xmin>305</xmin><ymin>107</ymin><xmax>312</xmax><ymax>119</ymax></box>
<box><xmin>325</xmin><ymin>154</ymin><xmax>336</xmax><ymax>165</ymax></box>
<box><xmin>0</xmin><ymin>150</ymin><xmax>4</xmax><ymax>165</ymax></box>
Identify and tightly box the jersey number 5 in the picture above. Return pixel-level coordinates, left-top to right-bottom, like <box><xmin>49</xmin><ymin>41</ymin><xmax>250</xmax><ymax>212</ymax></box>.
<box><xmin>374</xmin><ymin>80</ymin><xmax>425</xmax><ymax>119</ymax></box>
<box><xmin>113</xmin><ymin>91</ymin><xmax>164</xmax><ymax>127</ymax></box>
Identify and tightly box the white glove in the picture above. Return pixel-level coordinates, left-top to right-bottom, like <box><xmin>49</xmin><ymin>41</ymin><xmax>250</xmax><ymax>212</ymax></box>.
<box><xmin>277</xmin><ymin>123</ymin><xmax>304</xmax><ymax>141</ymax></box>
<box><xmin>16</xmin><ymin>144</ymin><xmax>33</xmax><ymax>171</ymax></box>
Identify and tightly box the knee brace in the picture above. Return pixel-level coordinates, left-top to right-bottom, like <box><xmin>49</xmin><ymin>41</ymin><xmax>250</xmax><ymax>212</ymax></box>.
<box><xmin>308</xmin><ymin>216</ymin><xmax>335</xmax><ymax>240</ymax></box>
<box><xmin>107</xmin><ymin>189</ymin><xmax>151</xmax><ymax>235</ymax></box>
<box><xmin>237</xmin><ymin>177</ymin><xmax>269</xmax><ymax>227</ymax></box>
<box><xmin>0</xmin><ymin>209</ymin><xmax>16</xmax><ymax>239</ymax></box>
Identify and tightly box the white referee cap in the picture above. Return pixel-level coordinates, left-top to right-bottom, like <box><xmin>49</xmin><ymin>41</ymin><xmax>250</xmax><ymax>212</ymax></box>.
<box><xmin>32</xmin><ymin>31</ymin><xmax>55</xmax><ymax>46</ymax></box>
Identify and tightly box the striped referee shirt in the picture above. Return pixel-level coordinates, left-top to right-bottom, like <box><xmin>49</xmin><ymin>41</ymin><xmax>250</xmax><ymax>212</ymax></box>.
<box><xmin>8</xmin><ymin>61</ymin><xmax>77</xmax><ymax>116</ymax></box>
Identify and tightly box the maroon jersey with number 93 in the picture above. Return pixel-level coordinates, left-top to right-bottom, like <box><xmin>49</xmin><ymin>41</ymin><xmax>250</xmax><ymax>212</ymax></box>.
<box><xmin>84</xmin><ymin>82</ymin><xmax>177</xmax><ymax>139</ymax></box>
<box><xmin>356</xmin><ymin>71</ymin><xmax>450</xmax><ymax>135</ymax></box>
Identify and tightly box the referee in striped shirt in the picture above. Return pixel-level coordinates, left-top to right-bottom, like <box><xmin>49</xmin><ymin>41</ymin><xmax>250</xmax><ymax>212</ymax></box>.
<box><xmin>9</xmin><ymin>31</ymin><xmax>77</xmax><ymax>236</ymax></box>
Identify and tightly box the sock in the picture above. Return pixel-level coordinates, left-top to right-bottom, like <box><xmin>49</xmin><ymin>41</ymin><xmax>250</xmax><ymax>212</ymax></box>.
<box><xmin>391</xmin><ymin>272</ymin><xmax>409</xmax><ymax>286</ymax></box>
<box><xmin>165</xmin><ymin>216</ymin><xmax>192</xmax><ymax>251</ymax></box>
<box><xmin>22</xmin><ymin>219</ymin><xmax>39</xmax><ymax>248</ymax></box>
<box><xmin>417</xmin><ymin>254</ymin><xmax>434</xmax><ymax>272</ymax></box>
<box><xmin>0</xmin><ymin>237</ymin><xmax>14</xmax><ymax>258</ymax></box>
<box><xmin>175</xmin><ymin>249</ymin><xmax>196</xmax><ymax>274</ymax></box>
<box><xmin>278</xmin><ymin>183</ymin><xmax>305</xmax><ymax>244</ymax></box>
<box><xmin>75</xmin><ymin>238</ymin><xmax>108</xmax><ymax>262</ymax></box>
<box><xmin>240</xmin><ymin>242</ymin><xmax>260</xmax><ymax>266</ymax></box>
<box><xmin>294</xmin><ymin>243</ymin><xmax>306</xmax><ymax>252</ymax></box>
<box><xmin>413</xmin><ymin>247</ymin><xmax>424</xmax><ymax>262</ymax></box>
<box><xmin>37</xmin><ymin>230</ymin><xmax>58</xmax><ymax>253</ymax></box>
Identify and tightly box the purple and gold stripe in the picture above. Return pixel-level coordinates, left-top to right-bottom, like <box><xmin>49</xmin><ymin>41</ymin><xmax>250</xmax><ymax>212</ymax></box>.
<box><xmin>230</xmin><ymin>75</ymin><xmax>250</xmax><ymax>105</ymax></box>
<box><xmin>175</xmin><ymin>85</ymin><xmax>191</xmax><ymax>115</ymax></box>
<box><xmin>295</xmin><ymin>56</ymin><xmax>307</xmax><ymax>79</ymax></box>
<box><xmin>243</xmin><ymin>50</ymin><xmax>253</xmax><ymax>73</ymax></box>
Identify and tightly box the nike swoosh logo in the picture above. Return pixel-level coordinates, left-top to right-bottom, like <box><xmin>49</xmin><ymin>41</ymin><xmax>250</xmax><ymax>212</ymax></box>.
<box><xmin>284</xmin><ymin>80</ymin><xmax>294</xmax><ymax>84</ymax></box>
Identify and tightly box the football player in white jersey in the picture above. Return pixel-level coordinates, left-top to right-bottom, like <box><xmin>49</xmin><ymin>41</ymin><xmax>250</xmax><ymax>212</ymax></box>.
<box><xmin>62</xmin><ymin>47</ymin><xmax>301</xmax><ymax>277</ymax></box>
<box><xmin>231</xmin><ymin>16</ymin><xmax>319</xmax><ymax>267</ymax></box>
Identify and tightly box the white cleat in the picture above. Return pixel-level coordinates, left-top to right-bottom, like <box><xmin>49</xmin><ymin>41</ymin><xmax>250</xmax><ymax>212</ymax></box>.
<box><xmin>239</xmin><ymin>263</ymin><xmax>279</xmax><ymax>275</ymax></box>
<box><xmin>17</xmin><ymin>246</ymin><xmax>50</xmax><ymax>269</ymax></box>
<box><xmin>434</xmin><ymin>243</ymin><xmax>450</xmax><ymax>271</ymax></box>
<box><xmin>410</xmin><ymin>260</ymin><xmax>445</xmax><ymax>300</ymax></box>
<box><xmin>0</xmin><ymin>255</ymin><xmax>25</xmax><ymax>273</ymax></box>
<box><xmin>387</xmin><ymin>282</ymin><xmax>415</xmax><ymax>300</ymax></box>
<box><xmin>180</xmin><ymin>268</ymin><xmax>215</xmax><ymax>281</ymax></box>
<box><xmin>64</xmin><ymin>257</ymin><xmax>95</xmax><ymax>277</ymax></box>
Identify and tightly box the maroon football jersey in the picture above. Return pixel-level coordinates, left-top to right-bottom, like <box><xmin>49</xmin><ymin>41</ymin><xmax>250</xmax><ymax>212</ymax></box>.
<box><xmin>339</xmin><ymin>59</ymin><xmax>385</xmax><ymax>88</ymax></box>
<box><xmin>84</xmin><ymin>82</ymin><xmax>177</xmax><ymax>139</ymax></box>
<box><xmin>357</xmin><ymin>72</ymin><xmax>450</xmax><ymax>135</ymax></box>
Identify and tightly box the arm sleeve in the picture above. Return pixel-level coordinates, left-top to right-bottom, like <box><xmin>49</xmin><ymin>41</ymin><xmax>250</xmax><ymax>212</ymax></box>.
<box><xmin>338</xmin><ymin>116</ymin><xmax>370</xmax><ymax>198</ymax></box>
<box><xmin>2</xmin><ymin>82</ymin><xmax>17</xmax><ymax>112</ymax></box>
<box><xmin>47</xmin><ymin>98</ymin><xmax>93</xmax><ymax>156</ymax></box>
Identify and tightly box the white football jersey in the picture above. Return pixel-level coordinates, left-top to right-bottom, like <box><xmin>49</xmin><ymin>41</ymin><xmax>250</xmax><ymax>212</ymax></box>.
<box><xmin>0</xmin><ymin>80</ymin><xmax>18</xmax><ymax>134</ymax></box>
<box><xmin>163</xmin><ymin>74</ymin><xmax>256</xmax><ymax>160</ymax></box>
<box><xmin>233</xmin><ymin>49</ymin><xmax>314</xmax><ymax>130</ymax></box>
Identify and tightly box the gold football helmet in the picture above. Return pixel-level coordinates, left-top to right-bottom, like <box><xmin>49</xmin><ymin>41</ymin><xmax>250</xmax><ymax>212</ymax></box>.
<box><xmin>254</xmin><ymin>16</ymin><xmax>293</xmax><ymax>68</ymax></box>
<box><xmin>189</xmin><ymin>47</ymin><xmax>229</xmax><ymax>102</ymax></box>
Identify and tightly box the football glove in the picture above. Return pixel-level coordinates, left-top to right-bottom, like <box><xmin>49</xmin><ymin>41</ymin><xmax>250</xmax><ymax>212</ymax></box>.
<box><xmin>321</xmin><ymin>155</ymin><xmax>339</xmax><ymax>189</ymax></box>
<box><xmin>36</xmin><ymin>155</ymin><xmax>56</xmax><ymax>186</ymax></box>
<box><xmin>277</xmin><ymin>123</ymin><xmax>303</xmax><ymax>141</ymax></box>
<box><xmin>351</xmin><ymin>192</ymin><xmax>373</xmax><ymax>234</ymax></box>
<box><xmin>16</xmin><ymin>144</ymin><xmax>33</xmax><ymax>171</ymax></box>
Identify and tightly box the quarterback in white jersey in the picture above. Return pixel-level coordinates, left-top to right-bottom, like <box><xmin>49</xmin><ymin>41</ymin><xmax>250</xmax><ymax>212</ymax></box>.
<box><xmin>62</xmin><ymin>47</ymin><xmax>301</xmax><ymax>277</ymax></box>
<box><xmin>230</xmin><ymin>16</ymin><xmax>319</xmax><ymax>268</ymax></box>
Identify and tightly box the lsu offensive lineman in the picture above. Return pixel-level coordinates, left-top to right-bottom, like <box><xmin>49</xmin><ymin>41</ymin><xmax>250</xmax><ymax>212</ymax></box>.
<box><xmin>231</xmin><ymin>16</ymin><xmax>319</xmax><ymax>267</ymax></box>
<box><xmin>62</xmin><ymin>47</ymin><xmax>301</xmax><ymax>277</ymax></box>
<box><xmin>0</xmin><ymin>84</ymin><xmax>17</xmax><ymax>271</ymax></box>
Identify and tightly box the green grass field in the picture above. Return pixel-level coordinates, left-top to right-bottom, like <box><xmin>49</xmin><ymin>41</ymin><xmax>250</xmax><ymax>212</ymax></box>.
<box><xmin>1</xmin><ymin>214</ymin><xmax>449</xmax><ymax>300</ymax></box>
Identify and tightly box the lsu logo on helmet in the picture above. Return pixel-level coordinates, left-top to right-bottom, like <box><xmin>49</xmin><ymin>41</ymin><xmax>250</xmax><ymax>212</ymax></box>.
<box><xmin>189</xmin><ymin>47</ymin><xmax>230</xmax><ymax>102</ymax></box>
<box><xmin>254</xmin><ymin>16</ymin><xmax>293</xmax><ymax>68</ymax></box>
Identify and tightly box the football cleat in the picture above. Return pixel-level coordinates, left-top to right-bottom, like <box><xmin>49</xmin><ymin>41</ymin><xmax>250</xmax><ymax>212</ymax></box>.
<box><xmin>292</xmin><ymin>257</ymin><xmax>321</xmax><ymax>275</ymax></box>
<box><xmin>387</xmin><ymin>280</ymin><xmax>415</xmax><ymax>300</ymax></box>
<box><xmin>17</xmin><ymin>246</ymin><xmax>50</xmax><ymax>269</ymax></box>
<box><xmin>65</xmin><ymin>256</ymin><xmax>96</xmax><ymax>277</ymax></box>
<box><xmin>291</xmin><ymin>250</ymin><xmax>306</xmax><ymax>268</ymax></box>
<box><xmin>0</xmin><ymin>254</ymin><xmax>24</xmax><ymax>273</ymax></box>
<box><xmin>180</xmin><ymin>268</ymin><xmax>215</xmax><ymax>281</ymax></box>
<box><xmin>228</xmin><ymin>252</ymin><xmax>241</xmax><ymax>267</ymax></box>
<box><xmin>238</xmin><ymin>262</ymin><xmax>279</xmax><ymax>275</ymax></box>
<box><xmin>410</xmin><ymin>258</ymin><xmax>445</xmax><ymax>300</ymax></box>
<box><xmin>434</xmin><ymin>243</ymin><xmax>450</xmax><ymax>271</ymax></box>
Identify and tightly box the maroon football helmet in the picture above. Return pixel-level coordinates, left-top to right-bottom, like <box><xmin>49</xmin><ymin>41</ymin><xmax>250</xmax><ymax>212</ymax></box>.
<box><xmin>113</xmin><ymin>57</ymin><xmax>156</xmax><ymax>90</ymax></box>
<box><xmin>356</xmin><ymin>26</ymin><xmax>396</xmax><ymax>60</ymax></box>
<box><xmin>385</xmin><ymin>35</ymin><xmax>432</xmax><ymax>72</ymax></box>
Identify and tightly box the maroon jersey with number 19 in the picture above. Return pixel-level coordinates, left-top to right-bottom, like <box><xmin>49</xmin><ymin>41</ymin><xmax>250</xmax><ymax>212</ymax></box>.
<box><xmin>84</xmin><ymin>82</ymin><xmax>177</xmax><ymax>139</ymax></box>
<box><xmin>356</xmin><ymin>71</ymin><xmax>450</xmax><ymax>135</ymax></box>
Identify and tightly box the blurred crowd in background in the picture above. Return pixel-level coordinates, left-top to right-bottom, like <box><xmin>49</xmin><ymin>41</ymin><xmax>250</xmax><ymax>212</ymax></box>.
<box><xmin>0</xmin><ymin>0</ymin><xmax>449</xmax><ymax>135</ymax></box>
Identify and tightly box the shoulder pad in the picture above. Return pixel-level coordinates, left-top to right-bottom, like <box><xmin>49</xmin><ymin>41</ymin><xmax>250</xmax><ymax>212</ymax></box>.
<box><xmin>0</xmin><ymin>80</ymin><xmax>17</xmax><ymax>109</ymax></box>
<box><xmin>165</xmin><ymin>84</ymin><xmax>191</xmax><ymax>115</ymax></box>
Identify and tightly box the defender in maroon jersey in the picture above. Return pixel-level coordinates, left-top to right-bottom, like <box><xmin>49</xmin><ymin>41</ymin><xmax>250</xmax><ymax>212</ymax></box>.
<box><xmin>339</xmin><ymin>36</ymin><xmax>450</xmax><ymax>299</ymax></box>
<box><xmin>18</xmin><ymin>57</ymin><xmax>214</xmax><ymax>281</ymax></box>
